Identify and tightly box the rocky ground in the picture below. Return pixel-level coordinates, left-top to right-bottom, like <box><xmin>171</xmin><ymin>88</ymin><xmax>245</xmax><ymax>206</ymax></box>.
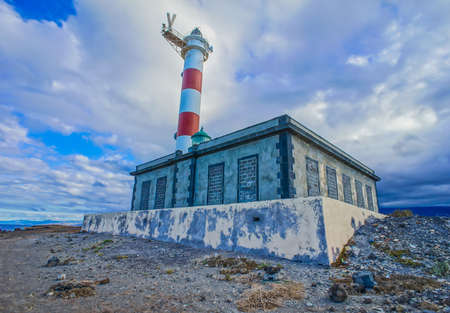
<box><xmin>0</xmin><ymin>214</ymin><xmax>448</xmax><ymax>313</ymax></box>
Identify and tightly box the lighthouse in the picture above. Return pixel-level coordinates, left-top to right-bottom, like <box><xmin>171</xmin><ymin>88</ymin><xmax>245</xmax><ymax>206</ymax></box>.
<box><xmin>161</xmin><ymin>14</ymin><xmax>213</xmax><ymax>153</ymax></box>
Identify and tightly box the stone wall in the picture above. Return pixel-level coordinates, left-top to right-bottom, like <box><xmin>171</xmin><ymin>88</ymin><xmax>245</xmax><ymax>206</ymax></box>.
<box><xmin>83</xmin><ymin>197</ymin><xmax>384</xmax><ymax>265</ymax></box>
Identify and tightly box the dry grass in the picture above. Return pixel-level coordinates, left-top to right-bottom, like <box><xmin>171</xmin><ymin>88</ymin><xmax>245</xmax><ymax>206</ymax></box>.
<box><xmin>329</xmin><ymin>274</ymin><xmax>442</xmax><ymax>296</ymax></box>
<box><xmin>370</xmin><ymin>242</ymin><xmax>422</xmax><ymax>268</ymax></box>
<box><xmin>374</xmin><ymin>274</ymin><xmax>442</xmax><ymax>294</ymax></box>
<box><xmin>330</xmin><ymin>238</ymin><xmax>355</xmax><ymax>267</ymax></box>
<box><xmin>235</xmin><ymin>281</ymin><xmax>304</xmax><ymax>312</ymax></box>
<box><xmin>389</xmin><ymin>209</ymin><xmax>413</xmax><ymax>217</ymax></box>
<box><xmin>234</xmin><ymin>272</ymin><xmax>264</xmax><ymax>285</ymax></box>
<box><xmin>202</xmin><ymin>255</ymin><xmax>282</xmax><ymax>284</ymax></box>
<box><xmin>47</xmin><ymin>278</ymin><xmax>110</xmax><ymax>298</ymax></box>
<box><xmin>47</xmin><ymin>280</ymin><xmax>96</xmax><ymax>298</ymax></box>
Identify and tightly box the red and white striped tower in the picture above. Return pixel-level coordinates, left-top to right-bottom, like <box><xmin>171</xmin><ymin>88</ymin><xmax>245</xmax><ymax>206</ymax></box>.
<box><xmin>176</xmin><ymin>28</ymin><xmax>211</xmax><ymax>153</ymax></box>
<box><xmin>161</xmin><ymin>15</ymin><xmax>213</xmax><ymax>153</ymax></box>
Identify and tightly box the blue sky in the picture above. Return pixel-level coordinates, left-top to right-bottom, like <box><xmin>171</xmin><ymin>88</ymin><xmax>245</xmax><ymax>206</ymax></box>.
<box><xmin>0</xmin><ymin>0</ymin><xmax>449</xmax><ymax>221</ymax></box>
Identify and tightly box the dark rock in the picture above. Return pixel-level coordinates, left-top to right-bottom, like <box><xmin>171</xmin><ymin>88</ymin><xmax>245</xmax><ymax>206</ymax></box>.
<box><xmin>263</xmin><ymin>266</ymin><xmax>280</xmax><ymax>281</ymax></box>
<box><xmin>367</xmin><ymin>253</ymin><xmax>377</xmax><ymax>260</ymax></box>
<box><xmin>46</xmin><ymin>256</ymin><xmax>60</xmax><ymax>267</ymax></box>
<box><xmin>362</xmin><ymin>297</ymin><xmax>372</xmax><ymax>304</ymax></box>
<box><xmin>352</xmin><ymin>283</ymin><xmax>366</xmax><ymax>293</ymax></box>
<box><xmin>328</xmin><ymin>283</ymin><xmax>347</xmax><ymax>303</ymax></box>
<box><xmin>353</xmin><ymin>271</ymin><xmax>376</xmax><ymax>289</ymax></box>
<box><xmin>396</xmin><ymin>294</ymin><xmax>409</xmax><ymax>304</ymax></box>
<box><xmin>263</xmin><ymin>272</ymin><xmax>278</xmax><ymax>281</ymax></box>
<box><xmin>263</xmin><ymin>266</ymin><xmax>281</xmax><ymax>275</ymax></box>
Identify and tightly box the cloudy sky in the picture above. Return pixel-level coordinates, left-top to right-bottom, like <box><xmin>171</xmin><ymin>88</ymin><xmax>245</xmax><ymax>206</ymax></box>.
<box><xmin>1</xmin><ymin>0</ymin><xmax>449</xmax><ymax>221</ymax></box>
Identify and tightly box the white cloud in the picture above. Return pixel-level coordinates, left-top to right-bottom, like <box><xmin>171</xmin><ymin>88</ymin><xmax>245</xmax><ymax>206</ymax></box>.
<box><xmin>346</xmin><ymin>55</ymin><xmax>370</xmax><ymax>66</ymax></box>
<box><xmin>1</xmin><ymin>0</ymin><xmax>450</xmax><ymax>211</ymax></box>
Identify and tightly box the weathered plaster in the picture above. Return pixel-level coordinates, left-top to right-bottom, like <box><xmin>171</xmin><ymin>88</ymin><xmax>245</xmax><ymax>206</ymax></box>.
<box><xmin>322</xmin><ymin>197</ymin><xmax>384</xmax><ymax>262</ymax></box>
<box><xmin>83</xmin><ymin>197</ymin><xmax>383</xmax><ymax>265</ymax></box>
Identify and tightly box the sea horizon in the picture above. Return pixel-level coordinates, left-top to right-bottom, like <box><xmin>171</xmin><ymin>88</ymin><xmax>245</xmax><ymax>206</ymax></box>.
<box><xmin>1</xmin><ymin>206</ymin><xmax>448</xmax><ymax>232</ymax></box>
<box><xmin>0</xmin><ymin>219</ymin><xmax>82</xmax><ymax>231</ymax></box>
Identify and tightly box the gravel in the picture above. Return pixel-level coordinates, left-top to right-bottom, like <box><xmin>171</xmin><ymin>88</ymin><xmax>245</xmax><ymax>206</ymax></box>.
<box><xmin>0</xmin><ymin>214</ymin><xmax>448</xmax><ymax>312</ymax></box>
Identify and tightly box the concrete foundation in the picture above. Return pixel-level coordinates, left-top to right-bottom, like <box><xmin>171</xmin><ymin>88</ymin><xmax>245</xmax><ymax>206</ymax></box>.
<box><xmin>82</xmin><ymin>197</ymin><xmax>384</xmax><ymax>265</ymax></box>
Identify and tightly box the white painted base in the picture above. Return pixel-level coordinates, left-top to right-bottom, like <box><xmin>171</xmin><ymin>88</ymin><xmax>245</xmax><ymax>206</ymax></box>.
<box><xmin>82</xmin><ymin>197</ymin><xmax>384</xmax><ymax>265</ymax></box>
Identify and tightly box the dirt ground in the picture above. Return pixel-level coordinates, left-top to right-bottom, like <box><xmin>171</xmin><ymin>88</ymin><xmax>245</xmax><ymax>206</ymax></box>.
<box><xmin>0</xmin><ymin>222</ymin><xmax>447</xmax><ymax>313</ymax></box>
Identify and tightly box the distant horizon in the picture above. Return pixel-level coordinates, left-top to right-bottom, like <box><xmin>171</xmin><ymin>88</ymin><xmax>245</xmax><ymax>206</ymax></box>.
<box><xmin>0</xmin><ymin>205</ymin><xmax>448</xmax><ymax>227</ymax></box>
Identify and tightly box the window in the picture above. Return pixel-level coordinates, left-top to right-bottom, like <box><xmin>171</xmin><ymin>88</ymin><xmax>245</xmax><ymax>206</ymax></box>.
<box><xmin>355</xmin><ymin>179</ymin><xmax>365</xmax><ymax>208</ymax></box>
<box><xmin>207</xmin><ymin>163</ymin><xmax>225</xmax><ymax>205</ymax></box>
<box><xmin>154</xmin><ymin>176</ymin><xmax>167</xmax><ymax>209</ymax></box>
<box><xmin>140</xmin><ymin>180</ymin><xmax>151</xmax><ymax>210</ymax></box>
<box><xmin>238</xmin><ymin>155</ymin><xmax>258</xmax><ymax>202</ymax></box>
<box><xmin>326</xmin><ymin>166</ymin><xmax>338</xmax><ymax>199</ymax></box>
<box><xmin>306</xmin><ymin>157</ymin><xmax>320</xmax><ymax>196</ymax></box>
<box><xmin>342</xmin><ymin>174</ymin><xmax>353</xmax><ymax>204</ymax></box>
<box><xmin>366</xmin><ymin>185</ymin><xmax>374</xmax><ymax>211</ymax></box>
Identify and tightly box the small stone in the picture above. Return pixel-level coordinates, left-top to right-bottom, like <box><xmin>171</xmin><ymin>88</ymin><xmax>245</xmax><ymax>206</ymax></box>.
<box><xmin>305</xmin><ymin>301</ymin><xmax>313</xmax><ymax>307</ymax></box>
<box><xmin>263</xmin><ymin>272</ymin><xmax>278</xmax><ymax>281</ymax></box>
<box><xmin>353</xmin><ymin>271</ymin><xmax>376</xmax><ymax>289</ymax></box>
<box><xmin>328</xmin><ymin>283</ymin><xmax>347</xmax><ymax>303</ymax></box>
<box><xmin>368</xmin><ymin>253</ymin><xmax>377</xmax><ymax>260</ymax></box>
<box><xmin>352</xmin><ymin>283</ymin><xmax>366</xmax><ymax>293</ymax></box>
<box><xmin>396</xmin><ymin>294</ymin><xmax>409</xmax><ymax>304</ymax></box>
<box><xmin>263</xmin><ymin>266</ymin><xmax>280</xmax><ymax>275</ymax></box>
<box><xmin>46</xmin><ymin>256</ymin><xmax>60</xmax><ymax>267</ymax></box>
<box><xmin>57</xmin><ymin>274</ymin><xmax>66</xmax><ymax>281</ymax></box>
<box><xmin>95</xmin><ymin>278</ymin><xmax>110</xmax><ymax>285</ymax></box>
<box><xmin>328</xmin><ymin>306</ymin><xmax>336</xmax><ymax>312</ymax></box>
<box><xmin>352</xmin><ymin>247</ymin><xmax>361</xmax><ymax>257</ymax></box>
<box><xmin>363</xmin><ymin>297</ymin><xmax>372</xmax><ymax>304</ymax></box>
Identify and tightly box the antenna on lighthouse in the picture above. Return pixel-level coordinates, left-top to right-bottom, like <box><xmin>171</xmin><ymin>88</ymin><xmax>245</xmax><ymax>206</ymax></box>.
<box><xmin>161</xmin><ymin>13</ymin><xmax>213</xmax><ymax>60</ymax></box>
<box><xmin>161</xmin><ymin>13</ymin><xmax>214</xmax><ymax>153</ymax></box>
<box><xmin>161</xmin><ymin>13</ymin><xmax>186</xmax><ymax>58</ymax></box>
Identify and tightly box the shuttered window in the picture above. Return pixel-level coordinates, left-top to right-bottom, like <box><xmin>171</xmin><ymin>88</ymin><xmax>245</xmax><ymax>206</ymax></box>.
<box><xmin>306</xmin><ymin>157</ymin><xmax>320</xmax><ymax>196</ymax></box>
<box><xmin>342</xmin><ymin>174</ymin><xmax>353</xmax><ymax>204</ymax></box>
<box><xmin>154</xmin><ymin>176</ymin><xmax>167</xmax><ymax>209</ymax></box>
<box><xmin>355</xmin><ymin>179</ymin><xmax>365</xmax><ymax>208</ymax></box>
<box><xmin>326</xmin><ymin>166</ymin><xmax>338</xmax><ymax>199</ymax></box>
<box><xmin>366</xmin><ymin>185</ymin><xmax>374</xmax><ymax>211</ymax></box>
<box><xmin>140</xmin><ymin>180</ymin><xmax>151</xmax><ymax>210</ymax></box>
<box><xmin>238</xmin><ymin>155</ymin><xmax>258</xmax><ymax>202</ymax></box>
<box><xmin>207</xmin><ymin>163</ymin><xmax>225</xmax><ymax>205</ymax></box>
